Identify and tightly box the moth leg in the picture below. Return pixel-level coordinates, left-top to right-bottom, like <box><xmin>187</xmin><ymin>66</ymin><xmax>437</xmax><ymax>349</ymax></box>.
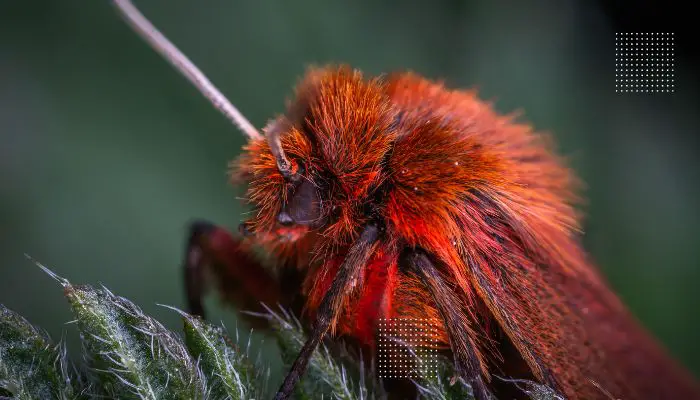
<box><xmin>183</xmin><ymin>219</ymin><xmax>288</xmax><ymax>327</ymax></box>
<box><xmin>402</xmin><ymin>249</ymin><xmax>492</xmax><ymax>400</ymax></box>
<box><xmin>274</xmin><ymin>223</ymin><xmax>380</xmax><ymax>400</ymax></box>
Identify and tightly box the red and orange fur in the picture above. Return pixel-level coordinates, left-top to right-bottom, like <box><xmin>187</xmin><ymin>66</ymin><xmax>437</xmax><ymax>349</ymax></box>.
<box><xmin>194</xmin><ymin>66</ymin><xmax>700</xmax><ymax>399</ymax></box>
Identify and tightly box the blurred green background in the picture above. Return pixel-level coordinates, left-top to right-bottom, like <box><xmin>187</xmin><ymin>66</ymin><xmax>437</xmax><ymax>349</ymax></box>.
<box><xmin>1</xmin><ymin>0</ymin><xmax>698</xmax><ymax>387</ymax></box>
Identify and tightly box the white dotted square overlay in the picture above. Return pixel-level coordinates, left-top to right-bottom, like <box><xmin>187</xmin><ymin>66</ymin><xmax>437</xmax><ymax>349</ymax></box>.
<box><xmin>616</xmin><ymin>33</ymin><xmax>674</xmax><ymax>93</ymax></box>
<box><xmin>378</xmin><ymin>318</ymin><xmax>439</xmax><ymax>379</ymax></box>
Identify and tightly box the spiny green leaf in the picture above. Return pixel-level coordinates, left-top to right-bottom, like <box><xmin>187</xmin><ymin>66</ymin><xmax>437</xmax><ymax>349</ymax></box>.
<box><xmin>181</xmin><ymin>310</ymin><xmax>263</xmax><ymax>400</ymax></box>
<box><xmin>8</xmin><ymin>256</ymin><xmax>565</xmax><ymax>400</ymax></box>
<box><xmin>262</xmin><ymin>306</ymin><xmax>378</xmax><ymax>400</ymax></box>
<box><xmin>0</xmin><ymin>304</ymin><xmax>78</xmax><ymax>400</ymax></box>
<box><xmin>408</xmin><ymin>350</ymin><xmax>474</xmax><ymax>400</ymax></box>
<box><xmin>65</xmin><ymin>284</ymin><xmax>206</xmax><ymax>399</ymax></box>
<box><xmin>496</xmin><ymin>378</ymin><xmax>565</xmax><ymax>400</ymax></box>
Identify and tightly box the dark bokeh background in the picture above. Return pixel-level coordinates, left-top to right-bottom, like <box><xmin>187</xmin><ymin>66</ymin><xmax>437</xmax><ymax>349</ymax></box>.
<box><xmin>1</xmin><ymin>0</ymin><xmax>698</xmax><ymax>386</ymax></box>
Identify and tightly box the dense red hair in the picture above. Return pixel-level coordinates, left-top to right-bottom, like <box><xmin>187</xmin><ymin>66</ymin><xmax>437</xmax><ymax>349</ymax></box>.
<box><xmin>231</xmin><ymin>66</ymin><xmax>699</xmax><ymax>399</ymax></box>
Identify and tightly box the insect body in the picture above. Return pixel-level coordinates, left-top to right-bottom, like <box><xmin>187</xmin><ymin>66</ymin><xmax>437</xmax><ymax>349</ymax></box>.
<box><xmin>113</xmin><ymin>2</ymin><xmax>700</xmax><ymax>399</ymax></box>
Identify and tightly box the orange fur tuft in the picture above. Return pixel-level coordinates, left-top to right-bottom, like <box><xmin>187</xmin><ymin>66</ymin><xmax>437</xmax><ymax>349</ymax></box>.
<box><xmin>229</xmin><ymin>66</ymin><xmax>700</xmax><ymax>400</ymax></box>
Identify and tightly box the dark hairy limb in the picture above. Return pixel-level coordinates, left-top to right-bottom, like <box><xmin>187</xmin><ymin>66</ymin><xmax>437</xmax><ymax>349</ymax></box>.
<box><xmin>182</xmin><ymin>220</ymin><xmax>289</xmax><ymax>327</ymax></box>
<box><xmin>274</xmin><ymin>223</ymin><xmax>380</xmax><ymax>400</ymax></box>
<box><xmin>183</xmin><ymin>220</ymin><xmax>215</xmax><ymax>319</ymax></box>
<box><xmin>402</xmin><ymin>249</ymin><xmax>492</xmax><ymax>400</ymax></box>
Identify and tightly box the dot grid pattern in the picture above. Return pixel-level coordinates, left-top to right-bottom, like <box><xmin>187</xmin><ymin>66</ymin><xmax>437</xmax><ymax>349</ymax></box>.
<box><xmin>615</xmin><ymin>33</ymin><xmax>674</xmax><ymax>93</ymax></box>
<box><xmin>378</xmin><ymin>318</ymin><xmax>439</xmax><ymax>379</ymax></box>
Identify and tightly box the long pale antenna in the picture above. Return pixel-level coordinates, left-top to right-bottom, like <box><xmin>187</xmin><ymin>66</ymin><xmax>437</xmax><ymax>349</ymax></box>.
<box><xmin>112</xmin><ymin>0</ymin><xmax>262</xmax><ymax>141</ymax></box>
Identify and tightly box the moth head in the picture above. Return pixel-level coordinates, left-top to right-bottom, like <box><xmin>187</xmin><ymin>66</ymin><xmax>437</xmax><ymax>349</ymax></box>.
<box><xmin>234</xmin><ymin>66</ymin><xmax>397</xmax><ymax>245</ymax></box>
<box><xmin>239</xmin><ymin>117</ymin><xmax>323</xmax><ymax>243</ymax></box>
<box><xmin>110</xmin><ymin>2</ymin><xmax>396</xmax><ymax>247</ymax></box>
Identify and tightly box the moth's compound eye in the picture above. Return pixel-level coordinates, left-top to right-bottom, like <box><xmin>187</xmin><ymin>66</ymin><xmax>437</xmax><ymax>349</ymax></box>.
<box><xmin>282</xmin><ymin>178</ymin><xmax>322</xmax><ymax>228</ymax></box>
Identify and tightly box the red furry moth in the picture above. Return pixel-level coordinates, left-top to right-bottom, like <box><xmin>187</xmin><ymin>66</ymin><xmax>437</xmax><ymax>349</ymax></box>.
<box><xmin>112</xmin><ymin>1</ymin><xmax>700</xmax><ymax>399</ymax></box>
